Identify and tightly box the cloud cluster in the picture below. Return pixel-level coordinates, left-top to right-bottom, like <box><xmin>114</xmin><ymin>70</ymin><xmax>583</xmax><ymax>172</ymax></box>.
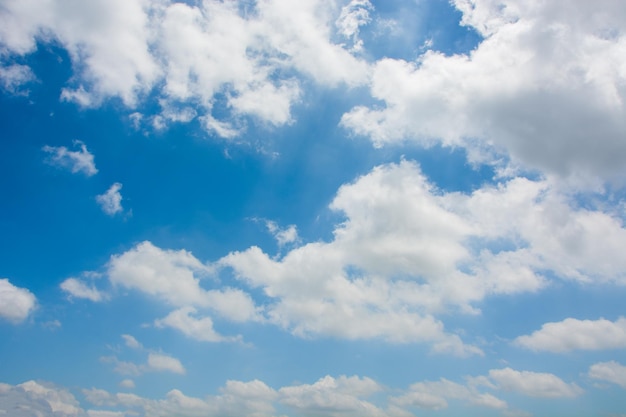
<box><xmin>0</xmin><ymin>0</ymin><xmax>370</xmax><ymax>136</ymax></box>
<box><xmin>0</xmin><ymin>366</ymin><xmax>585</xmax><ymax>417</ymax></box>
<box><xmin>341</xmin><ymin>0</ymin><xmax>626</xmax><ymax>181</ymax></box>
<box><xmin>514</xmin><ymin>317</ymin><xmax>626</xmax><ymax>352</ymax></box>
<box><xmin>0</xmin><ymin>278</ymin><xmax>36</xmax><ymax>323</ymax></box>
<box><xmin>218</xmin><ymin>160</ymin><xmax>626</xmax><ymax>351</ymax></box>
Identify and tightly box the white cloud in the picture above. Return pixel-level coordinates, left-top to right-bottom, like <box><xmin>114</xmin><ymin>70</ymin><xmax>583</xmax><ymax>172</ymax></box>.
<box><xmin>588</xmin><ymin>361</ymin><xmax>626</xmax><ymax>389</ymax></box>
<box><xmin>0</xmin><ymin>0</ymin><xmax>372</xmax><ymax>135</ymax></box>
<box><xmin>514</xmin><ymin>317</ymin><xmax>626</xmax><ymax>352</ymax></box>
<box><xmin>336</xmin><ymin>0</ymin><xmax>373</xmax><ymax>52</ymax></box>
<box><xmin>121</xmin><ymin>334</ymin><xmax>142</xmax><ymax>350</ymax></box>
<box><xmin>341</xmin><ymin>0</ymin><xmax>626</xmax><ymax>181</ymax></box>
<box><xmin>17</xmin><ymin>380</ymin><xmax>82</xmax><ymax>416</ymax></box>
<box><xmin>0</xmin><ymin>64</ymin><xmax>35</xmax><ymax>94</ymax></box>
<box><xmin>279</xmin><ymin>375</ymin><xmax>387</xmax><ymax>417</ymax></box>
<box><xmin>101</xmin><ymin>352</ymin><xmax>185</xmax><ymax>376</ymax></box>
<box><xmin>96</xmin><ymin>183</ymin><xmax>123</xmax><ymax>216</ymax></box>
<box><xmin>146</xmin><ymin>353</ymin><xmax>185</xmax><ymax>375</ymax></box>
<box><xmin>219</xmin><ymin>160</ymin><xmax>626</xmax><ymax>352</ymax></box>
<box><xmin>0</xmin><ymin>278</ymin><xmax>36</xmax><ymax>323</ymax></box>
<box><xmin>42</xmin><ymin>140</ymin><xmax>98</xmax><ymax>177</ymax></box>
<box><xmin>488</xmin><ymin>368</ymin><xmax>583</xmax><ymax>398</ymax></box>
<box><xmin>107</xmin><ymin>241</ymin><xmax>260</xmax><ymax>322</ymax></box>
<box><xmin>60</xmin><ymin>278</ymin><xmax>105</xmax><ymax>302</ymax></box>
<box><xmin>265</xmin><ymin>220</ymin><xmax>299</xmax><ymax>246</ymax></box>
<box><xmin>391</xmin><ymin>378</ymin><xmax>507</xmax><ymax>411</ymax></box>
<box><xmin>154</xmin><ymin>307</ymin><xmax>240</xmax><ymax>343</ymax></box>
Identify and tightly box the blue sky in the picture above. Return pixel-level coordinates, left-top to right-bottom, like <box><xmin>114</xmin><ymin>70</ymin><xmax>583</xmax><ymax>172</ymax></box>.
<box><xmin>1</xmin><ymin>0</ymin><xmax>626</xmax><ymax>416</ymax></box>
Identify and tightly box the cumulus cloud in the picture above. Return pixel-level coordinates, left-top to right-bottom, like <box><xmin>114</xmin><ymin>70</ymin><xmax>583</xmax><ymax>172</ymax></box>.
<box><xmin>42</xmin><ymin>140</ymin><xmax>98</xmax><ymax>177</ymax></box>
<box><xmin>0</xmin><ymin>278</ymin><xmax>36</xmax><ymax>323</ymax></box>
<box><xmin>154</xmin><ymin>307</ymin><xmax>241</xmax><ymax>343</ymax></box>
<box><xmin>341</xmin><ymin>0</ymin><xmax>626</xmax><ymax>181</ymax></box>
<box><xmin>218</xmin><ymin>160</ymin><xmax>626</xmax><ymax>352</ymax></box>
<box><xmin>391</xmin><ymin>378</ymin><xmax>507</xmax><ymax>411</ymax></box>
<box><xmin>0</xmin><ymin>380</ymin><xmax>82</xmax><ymax>417</ymax></box>
<box><xmin>588</xmin><ymin>361</ymin><xmax>626</xmax><ymax>389</ymax></box>
<box><xmin>279</xmin><ymin>375</ymin><xmax>388</xmax><ymax>417</ymax></box>
<box><xmin>60</xmin><ymin>277</ymin><xmax>105</xmax><ymax>302</ymax></box>
<box><xmin>107</xmin><ymin>241</ymin><xmax>260</xmax><ymax>322</ymax></box>
<box><xmin>146</xmin><ymin>353</ymin><xmax>185</xmax><ymax>375</ymax></box>
<box><xmin>514</xmin><ymin>317</ymin><xmax>626</xmax><ymax>352</ymax></box>
<box><xmin>96</xmin><ymin>183</ymin><xmax>123</xmax><ymax>216</ymax></box>
<box><xmin>488</xmin><ymin>368</ymin><xmax>583</xmax><ymax>398</ymax></box>
<box><xmin>0</xmin><ymin>0</ymin><xmax>372</xmax><ymax>135</ymax></box>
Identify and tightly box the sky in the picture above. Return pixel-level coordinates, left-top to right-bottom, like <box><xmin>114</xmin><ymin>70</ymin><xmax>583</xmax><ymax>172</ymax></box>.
<box><xmin>1</xmin><ymin>0</ymin><xmax>626</xmax><ymax>416</ymax></box>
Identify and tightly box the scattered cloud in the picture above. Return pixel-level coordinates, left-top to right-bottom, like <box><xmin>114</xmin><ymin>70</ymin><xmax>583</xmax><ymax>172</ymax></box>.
<box><xmin>146</xmin><ymin>353</ymin><xmax>185</xmax><ymax>375</ymax></box>
<box><xmin>488</xmin><ymin>368</ymin><xmax>583</xmax><ymax>398</ymax></box>
<box><xmin>589</xmin><ymin>361</ymin><xmax>626</xmax><ymax>389</ymax></box>
<box><xmin>341</xmin><ymin>0</ymin><xmax>626</xmax><ymax>181</ymax></box>
<box><xmin>0</xmin><ymin>278</ymin><xmax>36</xmax><ymax>323</ymax></box>
<box><xmin>391</xmin><ymin>377</ymin><xmax>507</xmax><ymax>411</ymax></box>
<box><xmin>96</xmin><ymin>183</ymin><xmax>123</xmax><ymax>216</ymax></box>
<box><xmin>42</xmin><ymin>140</ymin><xmax>98</xmax><ymax>177</ymax></box>
<box><xmin>514</xmin><ymin>317</ymin><xmax>626</xmax><ymax>352</ymax></box>
<box><xmin>0</xmin><ymin>64</ymin><xmax>35</xmax><ymax>94</ymax></box>
<box><xmin>101</xmin><ymin>351</ymin><xmax>185</xmax><ymax>376</ymax></box>
<box><xmin>279</xmin><ymin>375</ymin><xmax>387</xmax><ymax>417</ymax></box>
<box><xmin>60</xmin><ymin>277</ymin><xmax>105</xmax><ymax>302</ymax></box>
<box><xmin>154</xmin><ymin>307</ymin><xmax>241</xmax><ymax>343</ymax></box>
<box><xmin>265</xmin><ymin>220</ymin><xmax>299</xmax><ymax>247</ymax></box>
<box><xmin>121</xmin><ymin>334</ymin><xmax>142</xmax><ymax>350</ymax></box>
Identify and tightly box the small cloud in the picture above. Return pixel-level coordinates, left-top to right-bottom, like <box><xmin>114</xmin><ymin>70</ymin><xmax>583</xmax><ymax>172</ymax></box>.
<box><xmin>146</xmin><ymin>353</ymin><xmax>185</xmax><ymax>375</ymax></box>
<box><xmin>42</xmin><ymin>140</ymin><xmax>98</xmax><ymax>177</ymax></box>
<box><xmin>42</xmin><ymin>319</ymin><xmax>62</xmax><ymax>330</ymax></box>
<box><xmin>265</xmin><ymin>220</ymin><xmax>299</xmax><ymax>247</ymax></box>
<box><xmin>0</xmin><ymin>278</ymin><xmax>37</xmax><ymax>323</ymax></box>
<box><xmin>119</xmin><ymin>379</ymin><xmax>135</xmax><ymax>389</ymax></box>
<box><xmin>121</xmin><ymin>334</ymin><xmax>142</xmax><ymax>350</ymax></box>
<box><xmin>60</xmin><ymin>277</ymin><xmax>105</xmax><ymax>302</ymax></box>
<box><xmin>96</xmin><ymin>183</ymin><xmax>123</xmax><ymax>216</ymax></box>
<box><xmin>0</xmin><ymin>64</ymin><xmax>35</xmax><ymax>94</ymax></box>
<box><xmin>588</xmin><ymin>361</ymin><xmax>626</xmax><ymax>389</ymax></box>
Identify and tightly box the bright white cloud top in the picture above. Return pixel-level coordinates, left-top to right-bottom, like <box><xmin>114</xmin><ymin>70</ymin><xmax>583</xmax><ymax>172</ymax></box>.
<box><xmin>1</xmin><ymin>0</ymin><xmax>626</xmax><ymax>416</ymax></box>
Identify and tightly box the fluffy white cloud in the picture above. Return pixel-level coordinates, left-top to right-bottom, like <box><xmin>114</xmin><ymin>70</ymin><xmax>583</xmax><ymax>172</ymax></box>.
<box><xmin>60</xmin><ymin>278</ymin><xmax>105</xmax><ymax>302</ymax></box>
<box><xmin>391</xmin><ymin>378</ymin><xmax>507</xmax><ymax>411</ymax></box>
<box><xmin>588</xmin><ymin>361</ymin><xmax>626</xmax><ymax>389</ymax></box>
<box><xmin>119</xmin><ymin>379</ymin><xmax>135</xmax><ymax>390</ymax></box>
<box><xmin>279</xmin><ymin>375</ymin><xmax>387</xmax><ymax>417</ymax></box>
<box><xmin>0</xmin><ymin>0</ymin><xmax>371</xmax><ymax>135</ymax></box>
<box><xmin>107</xmin><ymin>241</ymin><xmax>260</xmax><ymax>322</ymax></box>
<box><xmin>96</xmin><ymin>183</ymin><xmax>123</xmax><ymax>216</ymax></box>
<box><xmin>0</xmin><ymin>278</ymin><xmax>36</xmax><ymax>323</ymax></box>
<box><xmin>265</xmin><ymin>220</ymin><xmax>299</xmax><ymax>246</ymax></box>
<box><xmin>514</xmin><ymin>317</ymin><xmax>626</xmax><ymax>352</ymax></box>
<box><xmin>488</xmin><ymin>368</ymin><xmax>583</xmax><ymax>398</ymax></box>
<box><xmin>42</xmin><ymin>140</ymin><xmax>98</xmax><ymax>177</ymax></box>
<box><xmin>341</xmin><ymin>0</ymin><xmax>626</xmax><ymax>181</ymax></box>
<box><xmin>154</xmin><ymin>307</ymin><xmax>241</xmax><ymax>343</ymax></box>
<box><xmin>220</xmin><ymin>160</ymin><xmax>626</xmax><ymax>352</ymax></box>
<box><xmin>146</xmin><ymin>353</ymin><xmax>185</xmax><ymax>375</ymax></box>
<box><xmin>13</xmin><ymin>381</ymin><xmax>83</xmax><ymax>417</ymax></box>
